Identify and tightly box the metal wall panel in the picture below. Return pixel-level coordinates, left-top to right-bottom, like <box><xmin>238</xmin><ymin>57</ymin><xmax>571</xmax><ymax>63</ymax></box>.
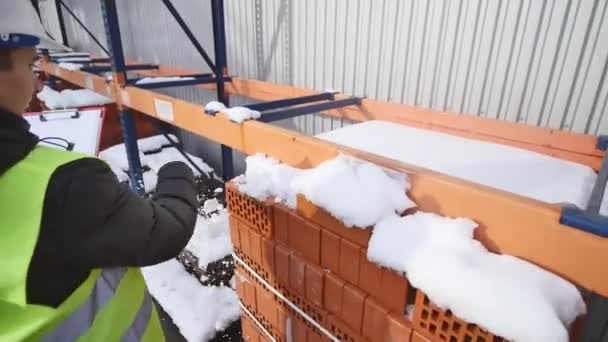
<box><xmin>40</xmin><ymin>0</ymin><xmax>608</xmax><ymax>137</ymax></box>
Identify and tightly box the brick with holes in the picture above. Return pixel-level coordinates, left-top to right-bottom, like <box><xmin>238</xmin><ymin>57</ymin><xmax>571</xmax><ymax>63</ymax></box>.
<box><xmin>290</xmin><ymin>252</ymin><xmax>307</xmax><ymax>296</ymax></box>
<box><xmin>288</xmin><ymin>212</ymin><xmax>322</xmax><ymax>264</ymax></box>
<box><xmin>275</xmin><ymin>243</ymin><xmax>290</xmax><ymax>287</ymax></box>
<box><xmin>273</xmin><ymin>204</ymin><xmax>289</xmax><ymax>244</ymax></box>
<box><xmin>339</xmin><ymin>238</ymin><xmax>361</xmax><ymax>286</ymax></box>
<box><xmin>412</xmin><ymin>291</ymin><xmax>507</xmax><ymax>342</ymax></box>
<box><xmin>342</xmin><ymin>284</ymin><xmax>367</xmax><ymax>333</ymax></box>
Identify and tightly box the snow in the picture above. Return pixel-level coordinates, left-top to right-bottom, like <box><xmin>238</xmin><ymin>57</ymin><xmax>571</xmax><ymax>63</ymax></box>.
<box><xmin>143</xmin><ymin>171</ymin><xmax>158</xmax><ymax>193</ymax></box>
<box><xmin>291</xmin><ymin>155</ymin><xmax>415</xmax><ymax>227</ymax></box>
<box><xmin>204</xmin><ymin>102</ymin><xmax>261</xmax><ymax>124</ymax></box>
<box><xmin>142</xmin><ymin>259</ymin><xmax>240</xmax><ymax>342</ymax></box>
<box><xmin>235</xmin><ymin>154</ymin><xmax>301</xmax><ymax>208</ymax></box>
<box><xmin>57</xmin><ymin>57</ymin><xmax>91</xmax><ymax>63</ymax></box>
<box><xmin>367</xmin><ymin>212</ymin><xmax>586</xmax><ymax>342</ymax></box>
<box><xmin>109</xmin><ymin>164</ymin><xmax>129</xmax><ymax>183</ymax></box>
<box><xmin>224</xmin><ymin>107</ymin><xmax>261</xmax><ymax>124</ymax></box>
<box><xmin>238</xmin><ymin>153</ymin><xmax>586</xmax><ymax>341</ymax></box>
<box><xmin>186</xmin><ymin>200</ymin><xmax>234</xmax><ymax>268</ymax></box>
<box><xmin>58</xmin><ymin>62</ymin><xmax>83</xmax><ymax>71</ymax></box>
<box><xmin>100</xmin><ymin>137</ymin><xmax>215</xmax><ymax>193</ymax></box>
<box><xmin>236</xmin><ymin>154</ymin><xmax>415</xmax><ymax>227</ymax></box>
<box><xmin>99</xmin><ymin>145</ymin><xmax>147</xmax><ymax>172</ymax></box>
<box><xmin>37</xmin><ymin>86</ymin><xmax>113</xmax><ymax>110</ymax></box>
<box><xmin>136</xmin><ymin>134</ymin><xmax>177</xmax><ymax>153</ymax></box>
<box><xmin>135</xmin><ymin>76</ymin><xmax>195</xmax><ymax>85</ymax></box>
<box><xmin>317</xmin><ymin>120</ymin><xmax>597</xmax><ymax>209</ymax></box>
<box><xmin>204</xmin><ymin>101</ymin><xmax>226</xmax><ymax>113</ymax></box>
<box><xmin>146</xmin><ymin>147</ymin><xmax>214</xmax><ymax>177</ymax></box>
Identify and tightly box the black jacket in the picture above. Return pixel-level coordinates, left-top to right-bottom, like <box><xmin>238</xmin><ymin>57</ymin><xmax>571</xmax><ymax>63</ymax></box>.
<box><xmin>0</xmin><ymin>108</ymin><xmax>198</xmax><ymax>307</ymax></box>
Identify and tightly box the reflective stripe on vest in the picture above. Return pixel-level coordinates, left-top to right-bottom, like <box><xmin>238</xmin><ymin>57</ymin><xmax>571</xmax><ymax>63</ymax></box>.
<box><xmin>0</xmin><ymin>147</ymin><xmax>165</xmax><ymax>342</ymax></box>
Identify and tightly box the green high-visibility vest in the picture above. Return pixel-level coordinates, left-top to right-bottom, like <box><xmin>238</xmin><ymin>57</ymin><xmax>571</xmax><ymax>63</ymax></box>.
<box><xmin>0</xmin><ymin>146</ymin><xmax>165</xmax><ymax>342</ymax></box>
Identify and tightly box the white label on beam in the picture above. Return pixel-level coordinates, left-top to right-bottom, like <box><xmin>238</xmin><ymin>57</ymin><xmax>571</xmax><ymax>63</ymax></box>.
<box><xmin>154</xmin><ymin>98</ymin><xmax>174</xmax><ymax>122</ymax></box>
<box><xmin>85</xmin><ymin>76</ymin><xmax>93</xmax><ymax>90</ymax></box>
<box><xmin>121</xmin><ymin>90</ymin><xmax>130</xmax><ymax>106</ymax></box>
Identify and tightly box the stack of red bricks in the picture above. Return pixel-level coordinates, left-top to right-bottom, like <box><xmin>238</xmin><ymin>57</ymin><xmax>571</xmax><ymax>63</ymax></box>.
<box><xmin>227</xmin><ymin>182</ymin><xmax>507</xmax><ymax>342</ymax></box>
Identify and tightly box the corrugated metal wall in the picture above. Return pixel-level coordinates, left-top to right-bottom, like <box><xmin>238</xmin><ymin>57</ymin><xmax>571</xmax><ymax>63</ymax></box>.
<box><xmin>39</xmin><ymin>0</ymin><xmax>608</xmax><ymax>136</ymax></box>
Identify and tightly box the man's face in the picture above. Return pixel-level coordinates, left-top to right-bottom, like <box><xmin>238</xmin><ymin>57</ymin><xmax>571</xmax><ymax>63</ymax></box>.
<box><xmin>0</xmin><ymin>47</ymin><xmax>41</xmax><ymax>114</ymax></box>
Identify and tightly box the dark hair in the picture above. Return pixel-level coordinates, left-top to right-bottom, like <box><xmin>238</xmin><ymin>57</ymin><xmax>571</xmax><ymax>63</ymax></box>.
<box><xmin>0</xmin><ymin>49</ymin><xmax>12</xmax><ymax>71</ymax></box>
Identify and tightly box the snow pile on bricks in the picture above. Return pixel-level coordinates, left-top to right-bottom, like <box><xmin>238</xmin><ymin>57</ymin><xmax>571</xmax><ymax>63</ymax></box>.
<box><xmin>36</xmin><ymin>85</ymin><xmax>113</xmax><ymax>110</ymax></box>
<box><xmin>235</xmin><ymin>153</ymin><xmax>586</xmax><ymax>342</ymax></box>
<box><xmin>205</xmin><ymin>101</ymin><xmax>261</xmax><ymax>124</ymax></box>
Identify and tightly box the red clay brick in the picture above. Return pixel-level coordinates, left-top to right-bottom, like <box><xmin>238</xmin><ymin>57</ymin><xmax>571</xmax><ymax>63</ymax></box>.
<box><xmin>327</xmin><ymin>314</ymin><xmax>365</xmax><ymax>342</ymax></box>
<box><xmin>386</xmin><ymin>313</ymin><xmax>413</xmax><ymax>341</ymax></box>
<box><xmin>305</xmin><ymin>263</ymin><xmax>325</xmax><ymax>307</ymax></box>
<box><xmin>256</xmin><ymin>286</ymin><xmax>277</xmax><ymax>328</ymax></box>
<box><xmin>306</xmin><ymin>328</ymin><xmax>325</xmax><ymax>342</ymax></box>
<box><xmin>288</xmin><ymin>213</ymin><xmax>321</xmax><ymax>263</ymax></box>
<box><xmin>339</xmin><ymin>238</ymin><xmax>361</xmax><ymax>286</ymax></box>
<box><xmin>244</xmin><ymin>279</ymin><xmax>257</xmax><ymax>313</ymax></box>
<box><xmin>241</xmin><ymin>316</ymin><xmax>258</xmax><ymax>342</ymax></box>
<box><xmin>379</xmin><ymin>269</ymin><xmax>408</xmax><ymax>313</ymax></box>
<box><xmin>289</xmin><ymin>253</ymin><xmax>306</xmax><ymax>296</ymax></box>
<box><xmin>341</xmin><ymin>284</ymin><xmax>366</xmax><ymax>333</ymax></box>
<box><xmin>323</xmin><ymin>272</ymin><xmax>344</xmax><ymax>316</ymax></box>
<box><xmin>291</xmin><ymin>315</ymin><xmax>307</xmax><ymax>341</ymax></box>
<box><xmin>229</xmin><ymin>216</ymin><xmax>241</xmax><ymax>250</ymax></box>
<box><xmin>239</xmin><ymin>222</ymin><xmax>251</xmax><ymax>257</ymax></box>
<box><xmin>249</xmin><ymin>230</ymin><xmax>263</xmax><ymax>266</ymax></box>
<box><xmin>296</xmin><ymin>195</ymin><xmax>372</xmax><ymax>247</ymax></box>
<box><xmin>362</xmin><ymin>297</ymin><xmax>389</xmax><ymax>341</ymax></box>
<box><xmin>235</xmin><ymin>271</ymin><xmax>246</xmax><ymax>301</ymax></box>
<box><xmin>411</xmin><ymin>330</ymin><xmax>431</xmax><ymax>342</ymax></box>
<box><xmin>274</xmin><ymin>243</ymin><xmax>290</xmax><ymax>287</ymax></box>
<box><xmin>321</xmin><ymin>229</ymin><xmax>341</xmax><ymax>273</ymax></box>
<box><xmin>261</xmin><ymin>238</ymin><xmax>275</xmax><ymax>276</ymax></box>
<box><xmin>275</xmin><ymin>306</ymin><xmax>288</xmax><ymax>336</ymax></box>
<box><xmin>273</xmin><ymin>205</ymin><xmax>289</xmax><ymax>244</ymax></box>
<box><xmin>358</xmin><ymin>250</ymin><xmax>382</xmax><ymax>296</ymax></box>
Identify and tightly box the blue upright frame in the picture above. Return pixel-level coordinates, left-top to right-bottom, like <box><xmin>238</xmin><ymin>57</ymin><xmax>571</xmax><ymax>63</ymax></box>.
<box><xmin>100</xmin><ymin>0</ymin><xmax>146</xmax><ymax>194</ymax></box>
<box><xmin>560</xmin><ymin>135</ymin><xmax>608</xmax><ymax>237</ymax></box>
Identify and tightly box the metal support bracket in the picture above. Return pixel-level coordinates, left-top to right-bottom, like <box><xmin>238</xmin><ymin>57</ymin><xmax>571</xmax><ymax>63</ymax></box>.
<box><xmin>560</xmin><ymin>207</ymin><xmax>608</xmax><ymax>237</ymax></box>
<box><xmin>80</xmin><ymin>64</ymin><xmax>159</xmax><ymax>73</ymax></box>
<box><xmin>132</xmin><ymin>75</ymin><xmax>232</xmax><ymax>89</ymax></box>
<box><xmin>245</xmin><ymin>92</ymin><xmax>336</xmax><ymax>112</ymax></box>
<box><xmin>258</xmin><ymin>97</ymin><xmax>362</xmax><ymax>123</ymax></box>
<box><xmin>50</xmin><ymin>58</ymin><xmax>111</xmax><ymax>64</ymax></box>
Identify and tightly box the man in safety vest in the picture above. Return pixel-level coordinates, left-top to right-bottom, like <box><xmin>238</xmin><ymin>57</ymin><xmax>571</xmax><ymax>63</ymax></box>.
<box><xmin>0</xmin><ymin>2</ymin><xmax>198</xmax><ymax>341</ymax></box>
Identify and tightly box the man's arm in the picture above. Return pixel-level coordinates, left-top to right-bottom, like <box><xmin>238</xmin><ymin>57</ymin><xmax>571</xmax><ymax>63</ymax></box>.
<box><xmin>38</xmin><ymin>158</ymin><xmax>199</xmax><ymax>268</ymax></box>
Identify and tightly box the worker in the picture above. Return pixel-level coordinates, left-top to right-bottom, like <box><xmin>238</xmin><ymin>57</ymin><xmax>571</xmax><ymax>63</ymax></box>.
<box><xmin>0</xmin><ymin>2</ymin><xmax>197</xmax><ymax>341</ymax></box>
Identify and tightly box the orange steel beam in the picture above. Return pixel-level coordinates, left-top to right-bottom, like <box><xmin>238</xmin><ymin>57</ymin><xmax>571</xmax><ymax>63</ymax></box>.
<box><xmin>41</xmin><ymin>61</ymin><xmax>608</xmax><ymax>296</ymax></box>
<box><xmin>130</xmin><ymin>64</ymin><xmax>604</xmax><ymax>170</ymax></box>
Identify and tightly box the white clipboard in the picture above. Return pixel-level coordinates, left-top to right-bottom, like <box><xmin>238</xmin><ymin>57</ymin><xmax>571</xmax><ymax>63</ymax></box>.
<box><xmin>24</xmin><ymin>108</ymin><xmax>104</xmax><ymax>156</ymax></box>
